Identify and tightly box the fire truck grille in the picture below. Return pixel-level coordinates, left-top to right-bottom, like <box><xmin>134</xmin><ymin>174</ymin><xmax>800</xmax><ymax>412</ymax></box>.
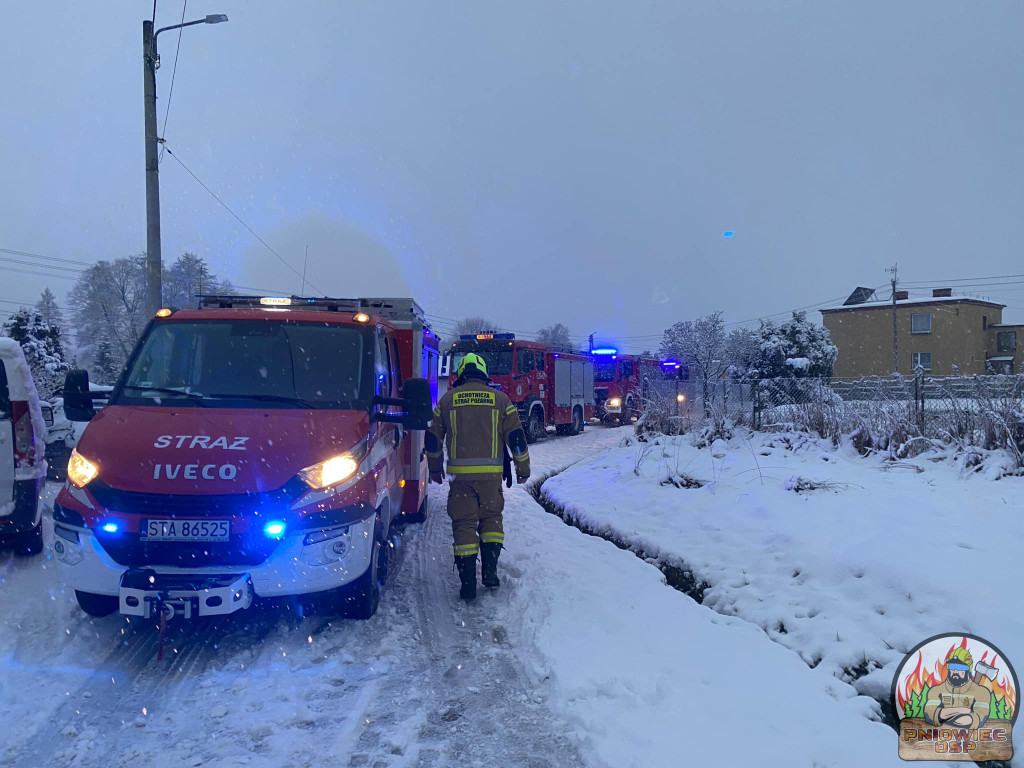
<box><xmin>89</xmin><ymin>481</ymin><xmax>304</xmax><ymax>568</ymax></box>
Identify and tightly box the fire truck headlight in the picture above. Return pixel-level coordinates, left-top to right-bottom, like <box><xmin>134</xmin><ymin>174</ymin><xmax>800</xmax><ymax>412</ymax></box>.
<box><xmin>68</xmin><ymin>448</ymin><xmax>99</xmax><ymax>488</ymax></box>
<box><xmin>299</xmin><ymin>442</ymin><xmax>366</xmax><ymax>490</ymax></box>
<box><xmin>607</xmin><ymin>398</ymin><xmax>621</xmax><ymax>409</ymax></box>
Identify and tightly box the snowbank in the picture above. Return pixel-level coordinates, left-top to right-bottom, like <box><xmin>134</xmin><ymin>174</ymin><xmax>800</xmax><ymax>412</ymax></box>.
<box><xmin>540</xmin><ymin>432</ymin><xmax>1024</xmax><ymax>714</ymax></box>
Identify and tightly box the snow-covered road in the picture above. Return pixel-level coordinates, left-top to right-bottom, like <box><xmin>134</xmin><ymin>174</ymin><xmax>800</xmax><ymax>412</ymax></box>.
<box><xmin>0</xmin><ymin>426</ymin><xmax>626</xmax><ymax>768</ymax></box>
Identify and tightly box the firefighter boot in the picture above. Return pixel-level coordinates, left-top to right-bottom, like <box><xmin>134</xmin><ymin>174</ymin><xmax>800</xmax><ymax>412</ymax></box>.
<box><xmin>481</xmin><ymin>543</ymin><xmax>501</xmax><ymax>589</ymax></box>
<box><xmin>455</xmin><ymin>555</ymin><xmax>477</xmax><ymax>601</ymax></box>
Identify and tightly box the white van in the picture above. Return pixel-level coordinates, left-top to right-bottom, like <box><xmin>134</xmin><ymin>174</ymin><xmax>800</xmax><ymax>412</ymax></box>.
<box><xmin>0</xmin><ymin>339</ymin><xmax>46</xmax><ymax>556</ymax></box>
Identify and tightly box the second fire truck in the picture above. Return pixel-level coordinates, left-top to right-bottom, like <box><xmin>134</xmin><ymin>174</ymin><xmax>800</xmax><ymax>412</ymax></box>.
<box><xmin>443</xmin><ymin>334</ymin><xmax>594</xmax><ymax>442</ymax></box>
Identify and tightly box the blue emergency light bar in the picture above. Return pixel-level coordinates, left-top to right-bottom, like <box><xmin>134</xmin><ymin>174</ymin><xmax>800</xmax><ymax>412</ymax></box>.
<box><xmin>460</xmin><ymin>333</ymin><xmax>515</xmax><ymax>340</ymax></box>
<box><xmin>592</xmin><ymin>348</ymin><xmax>618</xmax><ymax>355</ymax></box>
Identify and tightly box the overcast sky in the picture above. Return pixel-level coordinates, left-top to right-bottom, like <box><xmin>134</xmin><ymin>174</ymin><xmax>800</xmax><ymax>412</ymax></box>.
<box><xmin>2</xmin><ymin>1</ymin><xmax>1022</xmax><ymax>351</ymax></box>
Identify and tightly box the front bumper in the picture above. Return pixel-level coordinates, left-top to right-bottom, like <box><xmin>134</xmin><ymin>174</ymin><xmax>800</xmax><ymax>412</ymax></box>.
<box><xmin>52</xmin><ymin>514</ymin><xmax>376</xmax><ymax>603</ymax></box>
<box><xmin>119</xmin><ymin>570</ymin><xmax>255</xmax><ymax>619</ymax></box>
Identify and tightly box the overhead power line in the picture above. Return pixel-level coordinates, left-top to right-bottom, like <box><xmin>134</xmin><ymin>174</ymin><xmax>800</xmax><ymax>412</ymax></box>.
<box><xmin>900</xmin><ymin>273</ymin><xmax>1024</xmax><ymax>286</ymax></box>
<box><xmin>163</xmin><ymin>145</ymin><xmax>321</xmax><ymax>293</ymax></box>
<box><xmin>0</xmin><ymin>247</ymin><xmax>92</xmax><ymax>266</ymax></box>
<box><xmin>158</xmin><ymin>0</ymin><xmax>188</xmax><ymax>164</ymax></box>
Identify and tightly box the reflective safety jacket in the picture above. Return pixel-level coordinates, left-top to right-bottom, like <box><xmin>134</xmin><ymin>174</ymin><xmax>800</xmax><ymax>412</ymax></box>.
<box><xmin>426</xmin><ymin>379</ymin><xmax>531</xmax><ymax>479</ymax></box>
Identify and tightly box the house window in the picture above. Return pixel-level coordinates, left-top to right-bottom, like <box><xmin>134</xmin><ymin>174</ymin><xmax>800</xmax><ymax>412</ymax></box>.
<box><xmin>997</xmin><ymin>331</ymin><xmax>1017</xmax><ymax>354</ymax></box>
<box><xmin>911</xmin><ymin>313</ymin><xmax>932</xmax><ymax>334</ymax></box>
<box><xmin>983</xmin><ymin>315</ymin><xmax>988</xmax><ymax>330</ymax></box>
<box><xmin>912</xmin><ymin>352</ymin><xmax>932</xmax><ymax>371</ymax></box>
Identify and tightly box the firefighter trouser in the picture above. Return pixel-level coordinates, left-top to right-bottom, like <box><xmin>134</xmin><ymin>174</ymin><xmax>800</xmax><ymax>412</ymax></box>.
<box><xmin>448</xmin><ymin>478</ymin><xmax>505</xmax><ymax>557</ymax></box>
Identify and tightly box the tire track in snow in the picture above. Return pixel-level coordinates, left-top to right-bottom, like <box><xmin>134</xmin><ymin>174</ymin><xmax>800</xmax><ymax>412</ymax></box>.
<box><xmin>338</xmin><ymin>427</ymin><xmax>628</xmax><ymax>768</ymax></box>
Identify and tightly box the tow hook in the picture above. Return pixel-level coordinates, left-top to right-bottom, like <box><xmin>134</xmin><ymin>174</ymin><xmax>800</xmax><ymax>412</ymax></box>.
<box><xmin>157</xmin><ymin>599</ymin><xmax>174</xmax><ymax>661</ymax></box>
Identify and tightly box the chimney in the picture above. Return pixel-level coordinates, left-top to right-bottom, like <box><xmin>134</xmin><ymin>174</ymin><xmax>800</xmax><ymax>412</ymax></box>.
<box><xmin>932</xmin><ymin>288</ymin><xmax>952</xmax><ymax>297</ymax></box>
<box><xmin>895</xmin><ymin>290</ymin><xmax>909</xmax><ymax>300</ymax></box>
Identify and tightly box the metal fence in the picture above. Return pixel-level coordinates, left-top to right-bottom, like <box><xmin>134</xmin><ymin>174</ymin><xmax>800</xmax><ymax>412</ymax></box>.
<box><xmin>640</xmin><ymin>373</ymin><xmax>1024</xmax><ymax>462</ymax></box>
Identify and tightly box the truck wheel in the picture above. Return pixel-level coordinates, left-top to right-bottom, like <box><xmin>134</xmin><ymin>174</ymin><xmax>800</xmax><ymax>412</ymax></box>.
<box><xmin>13</xmin><ymin>523</ymin><xmax>43</xmax><ymax>557</ymax></box>
<box><xmin>75</xmin><ymin>591</ymin><xmax>119</xmax><ymax>618</ymax></box>
<box><xmin>526</xmin><ymin>409</ymin><xmax>544</xmax><ymax>443</ymax></box>
<box><xmin>623</xmin><ymin>397</ymin><xmax>636</xmax><ymax>424</ymax></box>
<box><xmin>569</xmin><ymin>407</ymin><xmax>584</xmax><ymax>436</ymax></box>
<box><xmin>341</xmin><ymin>520</ymin><xmax>384</xmax><ymax>620</ymax></box>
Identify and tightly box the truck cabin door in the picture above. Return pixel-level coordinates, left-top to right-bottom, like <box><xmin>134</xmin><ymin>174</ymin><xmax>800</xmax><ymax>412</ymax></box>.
<box><xmin>515</xmin><ymin>347</ymin><xmax>534</xmax><ymax>400</ymax></box>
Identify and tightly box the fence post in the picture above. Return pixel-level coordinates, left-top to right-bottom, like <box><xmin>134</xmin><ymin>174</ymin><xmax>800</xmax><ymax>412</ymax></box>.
<box><xmin>752</xmin><ymin>379</ymin><xmax>761</xmax><ymax>430</ymax></box>
<box><xmin>921</xmin><ymin>370</ymin><xmax>929</xmax><ymax>434</ymax></box>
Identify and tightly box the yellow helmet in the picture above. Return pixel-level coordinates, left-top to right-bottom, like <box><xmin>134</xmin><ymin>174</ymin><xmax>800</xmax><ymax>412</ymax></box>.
<box><xmin>457</xmin><ymin>352</ymin><xmax>488</xmax><ymax>379</ymax></box>
<box><xmin>946</xmin><ymin>647</ymin><xmax>973</xmax><ymax>669</ymax></box>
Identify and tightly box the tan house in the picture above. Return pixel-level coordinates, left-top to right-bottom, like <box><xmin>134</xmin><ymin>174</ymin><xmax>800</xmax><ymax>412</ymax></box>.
<box><xmin>820</xmin><ymin>287</ymin><xmax>1024</xmax><ymax>377</ymax></box>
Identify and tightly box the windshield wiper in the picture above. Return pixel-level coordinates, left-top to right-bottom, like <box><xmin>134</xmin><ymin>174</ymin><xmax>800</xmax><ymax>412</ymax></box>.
<box><xmin>122</xmin><ymin>385</ymin><xmax>208</xmax><ymax>404</ymax></box>
<box><xmin>207</xmin><ymin>392</ymin><xmax>321</xmax><ymax>409</ymax></box>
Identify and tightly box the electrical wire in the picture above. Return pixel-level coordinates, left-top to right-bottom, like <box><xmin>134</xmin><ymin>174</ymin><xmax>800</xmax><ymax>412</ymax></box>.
<box><xmin>900</xmin><ymin>273</ymin><xmax>1024</xmax><ymax>286</ymax></box>
<box><xmin>0</xmin><ymin>247</ymin><xmax>92</xmax><ymax>266</ymax></box>
<box><xmin>158</xmin><ymin>0</ymin><xmax>187</xmax><ymax>164</ymax></box>
<box><xmin>163</xmin><ymin>144</ymin><xmax>321</xmax><ymax>293</ymax></box>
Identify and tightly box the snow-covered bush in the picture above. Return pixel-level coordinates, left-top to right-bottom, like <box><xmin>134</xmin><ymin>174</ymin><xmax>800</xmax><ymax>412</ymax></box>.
<box><xmin>1</xmin><ymin>308</ymin><xmax>72</xmax><ymax>399</ymax></box>
<box><xmin>757</xmin><ymin>311</ymin><xmax>837</xmax><ymax>379</ymax></box>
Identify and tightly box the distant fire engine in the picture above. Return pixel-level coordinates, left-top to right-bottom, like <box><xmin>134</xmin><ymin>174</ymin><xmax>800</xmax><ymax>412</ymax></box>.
<box><xmin>592</xmin><ymin>349</ymin><xmax>665</xmax><ymax>424</ymax></box>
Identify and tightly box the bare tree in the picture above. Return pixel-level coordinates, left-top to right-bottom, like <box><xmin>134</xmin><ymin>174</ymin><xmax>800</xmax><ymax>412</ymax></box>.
<box><xmin>36</xmin><ymin>288</ymin><xmax>64</xmax><ymax>328</ymax></box>
<box><xmin>660</xmin><ymin>311</ymin><xmax>727</xmax><ymax>413</ymax></box>
<box><xmin>163</xmin><ymin>252</ymin><xmax>228</xmax><ymax>308</ymax></box>
<box><xmin>454</xmin><ymin>316</ymin><xmax>500</xmax><ymax>336</ymax></box>
<box><xmin>68</xmin><ymin>255</ymin><xmax>148</xmax><ymax>377</ymax></box>
<box><xmin>537</xmin><ymin>323</ymin><xmax>572</xmax><ymax>346</ymax></box>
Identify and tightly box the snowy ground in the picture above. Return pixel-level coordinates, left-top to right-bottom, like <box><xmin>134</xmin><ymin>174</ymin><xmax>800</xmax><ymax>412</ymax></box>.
<box><xmin>0</xmin><ymin>425</ymin><xmax>936</xmax><ymax>767</ymax></box>
<box><xmin>542</xmin><ymin>430</ymin><xmax>1024</xmax><ymax>742</ymax></box>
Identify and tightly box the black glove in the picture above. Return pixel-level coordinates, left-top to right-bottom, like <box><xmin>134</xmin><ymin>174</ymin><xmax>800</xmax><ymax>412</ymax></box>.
<box><xmin>502</xmin><ymin>444</ymin><xmax>513</xmax><ymax>488</ymax></box>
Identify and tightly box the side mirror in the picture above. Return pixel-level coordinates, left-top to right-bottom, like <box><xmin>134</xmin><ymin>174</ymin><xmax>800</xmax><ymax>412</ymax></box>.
<box><xmin>63</xmin><ymin>369</ymin><xmax>96</xmax><ymax>422</ymax></box>
<box><xmin>371</xmin><ymin>377</ymin><xmax>433</xmax><ymax>430</ymax></box>
<box><xmin>400</xmin><ymin>378</ymin><xmax>433</xmax><ymax>430</ymax></box>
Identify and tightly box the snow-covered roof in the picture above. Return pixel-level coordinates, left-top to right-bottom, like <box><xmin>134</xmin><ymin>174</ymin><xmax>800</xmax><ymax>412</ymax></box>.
<box><xmin>987</xmin><ymin>355</ymin><xmax>1015</xmax><ymax>362</ymax></box>
<box><xmin>820</xmin><ymin>294</ymin><xmax>1005</xmax><ymax>313</ymax></box>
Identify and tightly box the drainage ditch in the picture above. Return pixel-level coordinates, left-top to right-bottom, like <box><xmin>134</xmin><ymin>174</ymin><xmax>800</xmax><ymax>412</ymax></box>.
<box><xmin>526</xmin><ymin>471</ymin><xmax>912</xmax><ymax>740</ymax></box>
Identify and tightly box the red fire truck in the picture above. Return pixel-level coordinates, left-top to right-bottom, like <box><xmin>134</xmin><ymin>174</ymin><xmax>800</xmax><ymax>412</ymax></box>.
<box><xmin>592</xmin><ymin>349</ymin><xmax>663</xmax><ymax>424</ymax></box>
<box><xmin>442</xmin><ymin>334</ymin><xmax>594</xmax><ymax>442</ymax></box>
<box><xmin>52</xmin><ymin>296</ymin><xmax>437</xmax><ymax>622</ymax></box>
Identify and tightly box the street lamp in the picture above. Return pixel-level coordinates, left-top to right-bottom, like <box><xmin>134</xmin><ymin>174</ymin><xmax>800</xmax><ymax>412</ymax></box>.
<box><xmin>142</xmin><ymin>14</ymin><xmax>229</xmax><ymax>319</ymax></box>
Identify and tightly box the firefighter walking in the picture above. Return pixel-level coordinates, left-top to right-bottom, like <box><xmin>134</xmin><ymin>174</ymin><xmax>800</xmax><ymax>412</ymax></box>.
<box><xmin>426</xmin><ymin>353</ymin><xmax>531</xmax><ymax>601</ymax></box>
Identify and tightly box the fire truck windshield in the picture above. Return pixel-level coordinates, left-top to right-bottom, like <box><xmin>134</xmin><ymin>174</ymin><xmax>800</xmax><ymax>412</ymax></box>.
<box><xmin>115</xmin><ymin>320</ymin><xmax>374</xmax><ymax>409</ymax></box>
<box><xmin>450</xmin><ymin>342</ymin><xmax>513</xmax><ymax>376</ymax></box>
<box><xmin>594</xmin><ymin>362</ymin><xmax>617</xmax><ymax>382</ymax></box>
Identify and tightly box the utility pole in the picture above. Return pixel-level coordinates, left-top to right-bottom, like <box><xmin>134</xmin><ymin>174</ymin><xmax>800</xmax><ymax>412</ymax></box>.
<box><xmin>141</xmin><ymin>13</ymin><xmax>229</xmax><ymax>319</ymax></box>
<box><xmin>887</xmin><ymin>263</ymin><xmax>899</xmax><ymax>374</ymax></box>
<box><xmin>143</xmin><ymin>20</ymin><xmax>163</xmax><ymax>319</ymax></box>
